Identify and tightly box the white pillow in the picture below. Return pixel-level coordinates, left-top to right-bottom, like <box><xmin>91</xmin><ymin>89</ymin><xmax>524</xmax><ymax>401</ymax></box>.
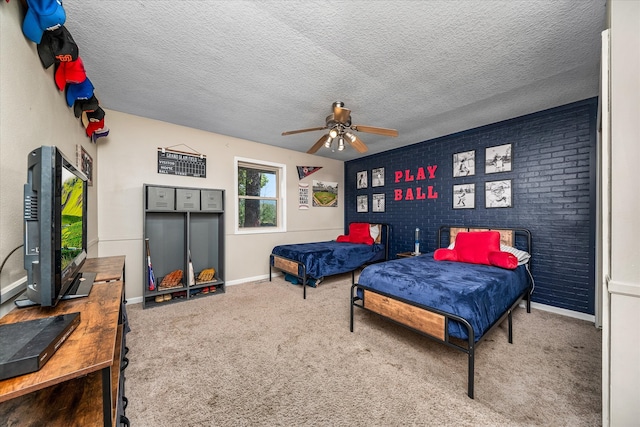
<box><xmin>369</xmin><ymin>224</ymin><xmax>381</xmax><ymax>243</ymax></box>
<box><xmin>500</xmin><ymin>244</ymin><xmax>531</xmax><ymax>265</ymax></box>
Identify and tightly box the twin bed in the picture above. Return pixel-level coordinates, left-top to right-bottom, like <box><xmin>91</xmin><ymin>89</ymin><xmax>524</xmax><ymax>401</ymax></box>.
<box><xmin>269</xmin><ymin>223</ymin><xmax>389</xmax><ymax>299</ymax></box>
<box><xmin>351</xmin><ymin>225</ymin><xmax>533</xmax><ymax>398</ymax></box>
<box><xmin>269</xmin><ymin>223</ymin><xmax>533</xmax><ymax>398</ymax></box>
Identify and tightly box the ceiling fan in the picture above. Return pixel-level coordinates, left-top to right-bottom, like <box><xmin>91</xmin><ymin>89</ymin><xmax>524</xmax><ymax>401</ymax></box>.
<box><xmin>282</xmin><ymin>101</ymin><xmax>398</xmax><ymax>154</ymax></box>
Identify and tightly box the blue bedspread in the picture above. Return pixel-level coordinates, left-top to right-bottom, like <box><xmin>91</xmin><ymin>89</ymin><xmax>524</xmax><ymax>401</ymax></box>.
<box><xmin>271</xmin><ymin>241</ymin><xmax>385</xmax><ymax>279</ymax></box>
<box><xmin>357</xmin><ymin>254</ymin><xmax>529</xmax><ymax>342</ymax></box>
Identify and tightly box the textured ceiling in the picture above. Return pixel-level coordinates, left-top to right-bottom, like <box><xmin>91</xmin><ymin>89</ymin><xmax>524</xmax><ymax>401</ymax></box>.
<box><xmin>62</xmin><ymin>1</ymin><xmax>606</xmax><ymax>161</ymax></box>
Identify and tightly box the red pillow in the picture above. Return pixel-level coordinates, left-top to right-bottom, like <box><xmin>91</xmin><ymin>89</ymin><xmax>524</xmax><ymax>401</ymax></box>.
<box><xmin>348</xmin><ymin>222</ymin><xmax>374</xmax><ymax>245</ymax></box>
<box><xmin>336</xmin><ymin>235</ymin><xmax>350</xmax><ymax>243</ymax></box>
<box><xmin>488</xmin><ymin>251</ymin><xmax>518</xmax><ymax>269</ymax></box>
<box><xmin>434</xmin><ymin>248</ymin><xmax>458</xmax><ymax>261</ymax></box>
<box><xmin>454</xmin><ymin>231</ymin><xmax>500</xmax><ymax>265</ymax></box>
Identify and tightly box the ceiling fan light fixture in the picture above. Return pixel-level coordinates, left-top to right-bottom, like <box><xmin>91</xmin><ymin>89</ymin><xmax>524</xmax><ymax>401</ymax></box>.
<box><xmin>344</xmin><ymin>131</ymin><xmax>356</xmax><ymax>142</ymax></box>
<box><xmin>329</xmin><ymin>128</ymin><xmax>339</xmax><ymax>139</ymax></box>
<box><xmin>324</xmin><ymin>135</ymin><xmax>333</xmax><ymax>148</ymax></box>
<box><xmin>337</xmin><ymin>136</ymin><xmax>345</xmax><ymax>151</ymax></box>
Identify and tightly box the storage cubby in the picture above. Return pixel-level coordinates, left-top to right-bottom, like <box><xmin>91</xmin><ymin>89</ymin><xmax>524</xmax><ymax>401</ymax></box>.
<box><xmin>143</xmin><ymin>184</ymin><xmax>225</xmax><ymax>308</ymax></box>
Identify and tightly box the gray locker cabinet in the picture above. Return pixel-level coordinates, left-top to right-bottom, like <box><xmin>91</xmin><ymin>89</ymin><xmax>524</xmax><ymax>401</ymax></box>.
<box><xmin>143</xmin><ymin>184</ymin><xmax>225</xmax><ymax>308</ymax></box>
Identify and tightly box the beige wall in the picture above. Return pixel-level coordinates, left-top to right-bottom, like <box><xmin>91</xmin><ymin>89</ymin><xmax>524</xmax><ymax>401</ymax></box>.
<box><xmin>97</xmin><ymin>110</ymin><xmax>344</xmax><ymax>301</ymax></box>
<box><xmin>0</xmin><ymin>1</ymin><xmax>98</xmax><ymax>315</ymax></box>
<box><xmin>606</xmin><ymin>1</ymin><xmax>640</xmax><ymax>425</ymax></box>
<box><xmin>1</xmin><ymin>0</ymin><xmax>344</xmax><ymax>310</ymax></box>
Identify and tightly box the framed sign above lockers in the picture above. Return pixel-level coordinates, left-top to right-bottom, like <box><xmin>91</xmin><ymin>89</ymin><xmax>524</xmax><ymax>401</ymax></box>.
<box><xmin>157</xmin><ymin>147</ymin><xmax>206</xmax><ymax>178</ymax></box>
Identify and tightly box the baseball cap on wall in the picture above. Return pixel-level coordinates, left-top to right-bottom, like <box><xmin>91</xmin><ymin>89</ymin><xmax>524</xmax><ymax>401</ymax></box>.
<box><xmin>66</xmin><ymin>77</ymin><xmax>94</xmax><ymax>107</ymax></box>
<box><xmin>23</xmin><ymin>0</ymin><xmax>66</xmax><ymax>44</ymax></box>
<box><xmin>81</xmin><ymin>106</ymin><xmax>105</xmax><ymax>127</ymax></box>
<box><xmin>74</xmin><ymin>94</ymin><xmax>99</xmax><ymax>117</ymax></box>
<box><xmin>91</xmin><ymin>126</ymin><xmax>110</xmax><ymax>143</ymax></box>
<box><xmin>37</xmin><ymin>25</ymin><xmax>78</xmax><ymax>68</ymax></box>
<box><xmin>55</xmin><ymin>56</ymin><xmax>86</xmax><ymax>91</ymax></box>
<box><xmin>82</xmin><ymin>107</ymin><xmax>108</xmax><ymax>142</ymax></box>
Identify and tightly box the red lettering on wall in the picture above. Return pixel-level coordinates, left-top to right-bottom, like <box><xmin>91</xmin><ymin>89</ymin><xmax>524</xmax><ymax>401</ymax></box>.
<box><xmin>394</xmin><ymin>171</ymin><xmax>403</xmax><ymax>183</ymax></box>
<box><xmin>416</xmin><ymin>167</ymin><xmax>426</xmax><ymax>181</ymax></box>
<box><xmin>405</xmin><ymin>188</ymin><xmax>414</xmax><ymax>200</ymax></box>
<box><xmin>394</xmin><ymin>189</ymin><xmax>403</xmax><ymax>200</ymax></box>
<box><xmin>404</xmin><ymin>170</ymin><xmax>414</xmax><ymax>182</ymax></box>
<box><xmin>416</xmin><ymin>187</ymin><xmax>426</xmax><ymax>199</ymax></box>
<box><xmin>427</xmin><ymin>165</ymin><xmax>438</xmax><ymax>179</ymax></box>
<box><xmin>428</xmin><ymin>186</ymin><xmax>438</xmax><ymax>198</ymax></box>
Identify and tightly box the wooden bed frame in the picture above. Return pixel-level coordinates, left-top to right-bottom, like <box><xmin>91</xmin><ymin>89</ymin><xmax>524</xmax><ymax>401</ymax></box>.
<box><xmin>350</xmin><ymin>225</ymin><xmax>532</xmax><ymax>398</ymax></box>
<box><xmin>269</xmin><ymin>223</ymin><xmax>390</xmax><ymax>299</ymax></box>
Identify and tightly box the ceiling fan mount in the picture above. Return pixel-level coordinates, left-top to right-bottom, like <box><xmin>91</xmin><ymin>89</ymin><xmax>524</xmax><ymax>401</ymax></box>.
<box><xmin>282</xmin><ymin>101</ymin><xmax>398</xmax><ymax>154</ymax></box>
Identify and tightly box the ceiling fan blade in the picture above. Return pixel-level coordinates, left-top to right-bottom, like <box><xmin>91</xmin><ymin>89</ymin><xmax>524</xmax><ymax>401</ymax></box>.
<box><xmin>333</xmin><ymin>105</ymin><xmax>351</xmax><ymax>124</ymax></box>
<box><xmin>282</xmin><ymin>126</ymin><xmax>326</xmax><ymax>136</ymax></box>
<box><xmin>346</xmin><ymin>133</ymin><xmax>368</xmax><ymax>153</ymax></box>
<box><xmin>351</xmin><ymin>125</ymin><xmax>398</xmax><ymax>137</ymax></box>
<box><xmin>307</xmin><ymin>134</ymin><xmax>329</xmax><ymax>154</ymax></box>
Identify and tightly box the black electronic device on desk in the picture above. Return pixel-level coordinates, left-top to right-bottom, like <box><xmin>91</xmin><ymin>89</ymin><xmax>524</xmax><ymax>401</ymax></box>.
<box><xmin>18</xmin><ymin>146</ymin><xmax>92</xmax><ymax>309</ymax></box>
<box><xmin>0</xmin><ymin>312</ymin><xmax>80</xmax><ymax>381</ymax></box>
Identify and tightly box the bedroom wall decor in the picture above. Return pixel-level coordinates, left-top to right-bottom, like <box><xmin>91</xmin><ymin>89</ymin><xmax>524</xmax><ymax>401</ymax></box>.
<box><xmin>296</xmin><ymin>166</ymin><xmax>322</xmax><ymax>180</ymax></box>
<box><xmin>357</xmin><ymin>195</ymin><xmax>368</xmax><ymax>212</ymax></box>
<box><xmin>298</xmin><ymin>183</ymin><xmax>309</xmax><ymax>209</ymax></box>
<box><xmin>485</xmin><ymin>144</ymin><xmax>512</xmax><ymax>173</ymax></box>
<box><xmin>157</xmin><ymin>146</ymin><xmax>206</xmax><ymax>178</ymax></box>
<box><xmin>453</xmin><ymin>150</ymin><xmax>475</xmax><ymax>177</ymax></box>
<box><xmin>485</xmin><ymin>180</ymin><xmax>512</xmax><ymax>208</ymax></box>
<box><xmin>343</xmin><ymin>98</ymin><xmax>597</xmax><ymax>315</ymax></box>
<box><xmin>392</xmin><ymin>165</ymin><xmax>439</xmax><ymax>201</ymax></box>
<box><xmin>453</xmin><ymin>183</ymin><xmax>475</xmax><ymax>209</ymax></box>
<box><xmin>356</xmin><ymin>170</ymin><xmax>368</xmax><ymax>189</ymax></box>
<box><xmin>372</xmin><ymin>194</ymin><xmax>385</xmax><ymax>212</ymax></box>
<box><xmin>312</xmin><ymin>180</ymin><xmax>338</xmax><ymax>207</ymax></box>
<box><xmin>76</xmin><ymin>144</ymin><xmax>93</xmax><ymax>186</ymax></box>
<box><xmin>372</xmin><ymin>167</ymin><xmax>385</xmax><ymax>187</ymax></box>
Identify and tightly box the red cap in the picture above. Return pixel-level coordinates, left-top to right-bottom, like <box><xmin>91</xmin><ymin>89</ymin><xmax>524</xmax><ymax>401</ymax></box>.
<box><xmin>84</xmin><ymin>118</ymin><xmax>105</xmax><ymax>137</ymax></box>
<box><xmin>55</xmin><ymin>56</ymin><xmax>87</xmax><ymax>91</ymax></box>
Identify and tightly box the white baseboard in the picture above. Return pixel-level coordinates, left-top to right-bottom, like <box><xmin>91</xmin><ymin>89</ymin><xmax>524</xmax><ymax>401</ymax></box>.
<box><xmin>124</xmin><ymin>275</ymin><xmax>596</xmax><ymax>326</ymax></box>
<box><xmin>125</xmin><ymin>273</ymin><xmax>281</xmax><ymax>306</ymax></box>
<box><xmin>521</xmin><ymin>301</ymin><xmax>596</xmax><ymax>323</ymax></box>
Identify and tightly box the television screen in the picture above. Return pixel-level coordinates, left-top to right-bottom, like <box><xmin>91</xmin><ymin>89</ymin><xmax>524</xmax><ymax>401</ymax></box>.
<box><xmin>20</xmin><ymin>146</ymin><xmax>90</xmax><ymax>308</ymax></box>
<box><xmin>61</xmin><ymin>166</ymin><xmax>84</xmax><ymax>272</ymax></box>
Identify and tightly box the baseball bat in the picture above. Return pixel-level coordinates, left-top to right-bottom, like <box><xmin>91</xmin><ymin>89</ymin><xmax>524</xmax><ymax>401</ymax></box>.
<box><xmin>145</xmin><ymin>238</ymin><xmax>156</xmax><ymax>291</ymax></box>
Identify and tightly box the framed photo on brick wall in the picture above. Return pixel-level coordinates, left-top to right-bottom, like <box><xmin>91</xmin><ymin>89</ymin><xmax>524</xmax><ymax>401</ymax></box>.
<box><xmin>372</xmin><ymin>167</ymin><xmax>385</xmax><ymax>187</ymax></box>
<box><xmin>356</xmin><ymin>170</ymin><xmax>368</xmax><ymax>189</ymax></box>
<box><xmin>453</xmin><ymin>183</ymin><xmax>475</xmax><ymax>209</ymax></box>
<box><xmin>485</xmin><ymin>180</ymin><xmax>512</xmax><ymax>208</ymax></box>
<box><xmin>453</xmin><ymin>150</ymin><xmax>475</xmax><ymax>177</ymax></box>
<box><xmin>372</xmin><ymin>193</ymin><xmax>385</xmax><ymax>212</ymax></box>
<box><xmin>357</xmin><ymin>195</ymin><xmax>368</xmax><ymax>212</ymax></box>
<box><xmin>485</xmin><ymin>144</ymin><xmax>512</xmax><ymax>173</ymax></box>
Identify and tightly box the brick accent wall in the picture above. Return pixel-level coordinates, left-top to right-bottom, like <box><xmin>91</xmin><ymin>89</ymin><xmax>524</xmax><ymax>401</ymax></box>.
<box><xmin>344</xmin><ymin>98</ymin><xmax>597</xmax><ymax>314</ymax></box>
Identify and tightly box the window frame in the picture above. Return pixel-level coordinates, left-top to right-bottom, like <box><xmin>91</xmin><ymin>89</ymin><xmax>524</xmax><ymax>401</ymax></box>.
<box><xmin>234</xmin><ymin>157</ymin><xmax>287</xmax><ymax>234</ymax></box>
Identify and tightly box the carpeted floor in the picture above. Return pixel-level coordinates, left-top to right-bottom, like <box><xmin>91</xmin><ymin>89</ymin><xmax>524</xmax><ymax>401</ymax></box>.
<box><xmin>123</xmin><ymin>273</ymin><xmax>601</xmax><ymax>426</ymax></box>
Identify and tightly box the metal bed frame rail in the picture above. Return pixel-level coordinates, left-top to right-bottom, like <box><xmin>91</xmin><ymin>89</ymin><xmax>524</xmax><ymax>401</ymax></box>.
<box><xmin>268</xmin><ymin>223</ymin><xmax>391</xmax><ymax>299</ymax></box>
<box><xmin>350</xmin><ymin>283</ymin><xmax>531</xmax><ymax>399</ymax></box>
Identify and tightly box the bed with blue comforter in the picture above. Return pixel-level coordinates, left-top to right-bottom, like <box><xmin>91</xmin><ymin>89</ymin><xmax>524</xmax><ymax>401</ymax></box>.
<box><xmin>270</xmin><ymin>223</ymin><xmax>389</xmax><ymax>299</ymax></box>
<box><xmin>350</xmin><ymin>225</ymin><xmax>532</xmax><ymax>399</ymax></box>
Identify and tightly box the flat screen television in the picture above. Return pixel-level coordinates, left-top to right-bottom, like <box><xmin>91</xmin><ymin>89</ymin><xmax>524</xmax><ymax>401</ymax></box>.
<box><xmin>19</xmin><ymin>146</ymin><xmax>94</xmax><ymax>308</ymax></box>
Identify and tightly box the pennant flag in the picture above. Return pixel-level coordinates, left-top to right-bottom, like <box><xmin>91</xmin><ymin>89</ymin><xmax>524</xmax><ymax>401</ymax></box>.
<box><xmin>297</xmin><ymin>166</ymin><xmax>322</xmax><ymax>180</ymax></box>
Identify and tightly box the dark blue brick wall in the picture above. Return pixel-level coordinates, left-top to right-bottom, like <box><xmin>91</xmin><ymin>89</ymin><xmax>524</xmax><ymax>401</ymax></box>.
<box><xmin>344</xmin><ymin>98</ymin><xmax>597</xmax><ymax>315</ymax></box>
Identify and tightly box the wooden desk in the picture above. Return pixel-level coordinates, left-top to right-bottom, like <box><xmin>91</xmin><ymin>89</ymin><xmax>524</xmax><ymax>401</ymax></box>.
<box><xmin>0</xmin><ymin>256</ymin><xmax>126</xmax><ymax>426</ymax></box>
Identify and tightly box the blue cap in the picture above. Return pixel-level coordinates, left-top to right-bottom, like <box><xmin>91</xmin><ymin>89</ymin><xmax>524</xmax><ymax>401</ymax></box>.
<box><xmin>22</xmin><ymin>0</ymin><xmax>66</xmax><ymax>44</ymax></box>
<box><xmin>66</xmin><ymin>77</ymin><xmax>94</xmax><ymax>107</ymax></box>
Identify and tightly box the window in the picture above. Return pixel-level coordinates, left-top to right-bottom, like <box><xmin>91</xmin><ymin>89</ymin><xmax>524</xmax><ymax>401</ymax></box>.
<box><xmin>235</xmin><ymin>157</ymin><xmax>286</xmax><ymax>233</ymax></box>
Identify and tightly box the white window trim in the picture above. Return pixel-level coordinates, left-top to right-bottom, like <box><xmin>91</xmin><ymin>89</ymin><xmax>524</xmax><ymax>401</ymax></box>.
<box><xmin>234</xmin><ymin>156</ymin><xmax>287</xmax><ymax>234</ymax></box>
